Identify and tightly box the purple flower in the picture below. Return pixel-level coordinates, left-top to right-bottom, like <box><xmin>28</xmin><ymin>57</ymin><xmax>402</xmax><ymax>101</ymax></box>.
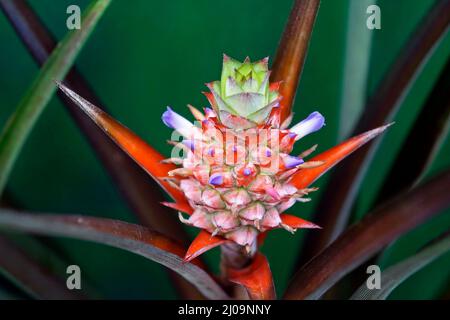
<box><xmin>290</xmin><ymin>111</ymin><xmax>325</xmax><ymax>140</ymax></box>
<box><xmin>209</xmin><ymin>173</ymin><xmax>223</xmax><ymax>186</ymax></box>
<box><xmin>162</xmin><ymin>106</ymin><xmax>194</xmax><ymax>138</ymax></box>
<box><xmin>283</xmin><ymin>155</ymin><xmax>304</xmax><ymax>169</ymax></box>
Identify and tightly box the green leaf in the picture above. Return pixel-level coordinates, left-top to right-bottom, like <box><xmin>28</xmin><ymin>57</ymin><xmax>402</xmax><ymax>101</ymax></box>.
<box><xmin>350</xmin><ymin>232</ymin><xmax>450</xmax><ymax>300</ymax></box>
<box><xmin>271</xmin><ymin>0</ymin><xmax>321</xmax><ymax>121</ymax></box>
<box><xmin>338</xmin><ymin>0</ymin><xmax>375</xmax><ymax>139</ymax></box>
<box><xmin>283</xmin><ymin>170</ymin><xmax>450</xmax><ymax>300</ymax></box>
<box><xmin>0</xmin><ymin>0</ymin><xmax>111</xmax><ymax>195</ymax></box>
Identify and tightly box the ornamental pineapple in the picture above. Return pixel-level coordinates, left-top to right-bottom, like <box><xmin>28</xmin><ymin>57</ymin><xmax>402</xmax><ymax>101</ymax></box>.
<box><xmin>162</xmin><ymin>55</ymin><xmax>325</xmax><ymax>255</ymax></box>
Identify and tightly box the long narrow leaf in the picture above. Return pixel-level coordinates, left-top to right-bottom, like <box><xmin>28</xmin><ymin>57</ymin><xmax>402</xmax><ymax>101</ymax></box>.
<box><xmin>351</xmin><ymin>58</ymin><xmax>450</xmax><ymax>297</ymax></box>
<box><xmin>0</xmin><ymin>0</ymin><xmax>110</xmax><ymax>195</ymax></box>
<box><xmin>284</xmin><ymin>169</ymin><xmax>450</xmax><ymax>300</ymax></box>
<box><xmin>296</xmin><ymin>0</ymin><xmax>450</xmax><ymax>265</ymax></box>
<box><xmin>0</xmin><ymin>234</ymin><xmax>82</xmax><ymax>299</ymax></box>
<box><xmin>350</xmin><ymin>232</ymin><xmax>450</xmax><ymax>300</ymax></box>
<box><xmin>271</xmin><ymin>0</ymin><xmax>321</xmax><ymax>121</ymax></box>
<box><xmin>338</xmin><ymin>0</ymin><xmax>375</xmax><ymax>139</ymax></box>
<box><xmin>0</xmin><ymin>209</ymin><xmax>229</xmax><ymax>300</ymax></box>
<box><xmin>376</xmin><ymin>58</ymin><xmax>450</xmax><ymax>203</ymax></box>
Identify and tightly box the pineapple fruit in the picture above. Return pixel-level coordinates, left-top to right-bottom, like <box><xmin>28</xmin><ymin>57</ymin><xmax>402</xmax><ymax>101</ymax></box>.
<box><xmin>162</xmin><ymin>55</ymin><xmax>325</xmax><ymax>255</ymax></box>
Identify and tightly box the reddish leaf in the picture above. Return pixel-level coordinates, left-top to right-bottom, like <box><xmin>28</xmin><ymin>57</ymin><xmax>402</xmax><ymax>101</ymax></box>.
<box><xmin>342</xmin><ymin>59</ymin><xmax>450</xmax><ymax>300</ymax></box>
<box><xmin>184</xmin><ymin>230</ymin><xmax>228</xmax><ymax>262</ymax></box>
<box><xmin>56</xmin><ymin>82</ymin><xmax>190</xmax><ymax>210</ymax></box>
<box><xmin>280</xmin><ymin>214</ymin><xmax>320</xmax><ymax>229</ymax></box>
<box><xmin>284</xmin><ymin>170</ymin><xmax>450</xmax><ymax>300</ymax></box>
<box><xmin>0</xmin><ymin>209</ymin><xmax>229</xmax><ymax>300</ymax></box>
<box><xmin>376</xmin><ymin>58</ymin><xmax>450</xmax><ymax>203</ymax></box>
<box><xmin>296</xmin><ymin>0</ymin><xmax>450</xmax><ymax>267</ymax></box>
<box><xmin>228</xmin><ymin>253</ymin><xmax>276</xmax><ymax>300</ymax></box>
<box><xmin>272</xmin><ymin>0</ymin><xmax>321</xmax><ymax>121</ymax></box>
<box><xmin>0</xmin><ymin>234</ymin><xmax>83</xmax><ymax>299</ymax></box>
<box><xmin>291</xmin><ymin>124</ymin><xmax>391</xmax><ymax>189</ymax></box>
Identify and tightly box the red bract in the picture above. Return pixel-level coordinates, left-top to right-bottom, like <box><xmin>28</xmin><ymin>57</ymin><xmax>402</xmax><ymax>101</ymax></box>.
<box><xmin>185</xmin><ymin>231</ymin><xmax>228</xmax><ymax>262</ymax></box>
<box><xmin>227</xmin><ymin>253</ymin><xmax>276</xmax><ymax>300</ymax></box>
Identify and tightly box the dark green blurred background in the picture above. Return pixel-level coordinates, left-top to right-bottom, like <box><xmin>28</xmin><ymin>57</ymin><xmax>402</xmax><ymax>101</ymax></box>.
<box><xmin>0</xmin><ymin>0</ymin><xmax>449</xmax><ymax>299</ymax></box>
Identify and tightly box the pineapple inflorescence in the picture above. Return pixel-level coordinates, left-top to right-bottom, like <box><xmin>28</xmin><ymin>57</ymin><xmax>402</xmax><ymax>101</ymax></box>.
<box><xmin>162</xmin><ymin>55</ymin><xmax>325</xmax><ymax>255</ymax></box>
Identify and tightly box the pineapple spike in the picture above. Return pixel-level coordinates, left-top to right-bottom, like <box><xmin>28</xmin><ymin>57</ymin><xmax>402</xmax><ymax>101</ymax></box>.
<box><xmin>211</xmin><ymin>228</ymin><xmax>220</xmax><ymax>237</ymax></box>
<box><xmin>178</xmin><ymin>211</ymin><xmax>190</xmax><ymax>224</ymax></box>
<box><xmin>281</xmin><ymin>223</ymin><xmax>296</xmax><ymax>234</ymax></box>
<box><xmin>166</xmin><ymin>140</ymin><xmax>192</xmax><ymax>153</ymax></box>
<box><xmin>187</xmin><ymin>104</ymin><xmax>205</xmax><ymax>121</ymax></box>
<box><xmin>168</xmin><ymin>168</ymin><xmax>192</xmax><ymax>177</ymax></box>
<box><xmin>299</xmin><ymin>144</ymin><xmax>318</xmax><ymax>158</ymax></box>
<box><xmin>160</xmin><ymin>177</ymin><xmax>181</xmax><ymax>190</ymax></box>
<box><xmin>298</xmin><ymin>161</ymin><xmax>325</xmax><ymax>169</ymax></box>
<box><xmin>55</xmin><ymin>81</ymin><xmax>190</xmax><ymax>209</ymax></box>
<box><xmin>297</xmin><ymin>187</ymin><xmax>319</xmax><ymax>195</ymax></box>
<box><xmin>278</xmin><ymin>169</ymin><xmax>299</xmax><ymax>181</ymax></box>
<box><xmin>161</xmin><ymin>158</ymin><xmax>183</xmax><ymax>165</ymax></box>
<box><xmin>280</xmin><ymin>112</ymin><xmax>294</xmax><ymax>129</ymax></box>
